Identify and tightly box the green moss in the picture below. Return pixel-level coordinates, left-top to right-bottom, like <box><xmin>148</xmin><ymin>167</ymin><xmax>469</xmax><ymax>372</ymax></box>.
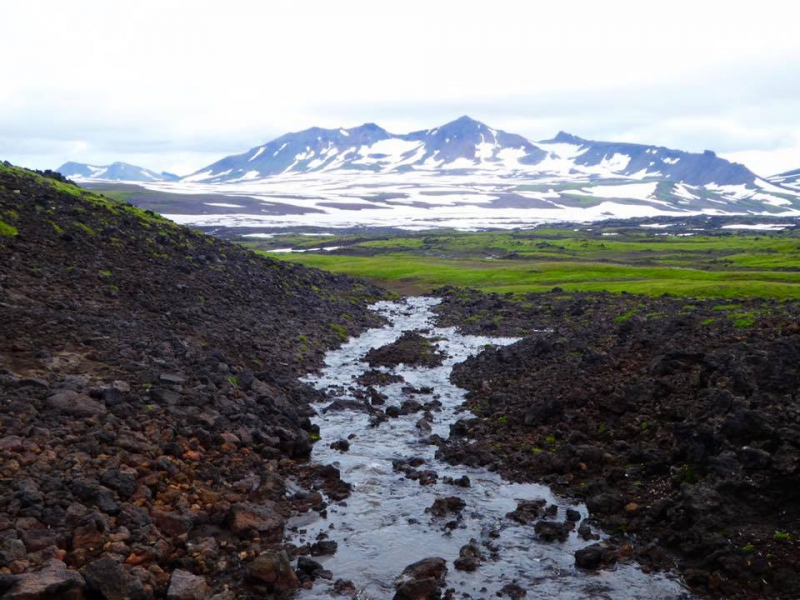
<box><xmin>0</xmin><ymin>219</ymin><xmax>18</xmax><ymax>237</ymax></box>
<box><xmin>774</xmin><ymin>531</ymin><xmax>791</xmax><ymax>542</ymax></box>
<box><xmin>329</xmin><ymin>322</ymin><xmax>348</xmax><ymax>342</ymax></box>
<box><xmin>73</xmin><ymin>222</ymin><xmax>95</xmax><ymax>236</ymax></box>
<box><xmin>98</xmin><ymin>270</ymin><xmax>112</xmax><ymax>278</ymax></box>
<box><xmin>614</xmin><ymin>308</ymin><xmax>638</xmax><ymax>323</ymax></box>
<box><xmin>227</xmin><ymin>375</ymin><xmax>239</xmax><ymax>387</ymax></box>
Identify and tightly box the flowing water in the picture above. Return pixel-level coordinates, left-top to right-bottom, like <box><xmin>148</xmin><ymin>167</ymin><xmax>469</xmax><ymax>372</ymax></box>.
<box><xmin>291</xmin><ymin>297</ymin><xmax>690</xmax><ymax>599</ymax></box>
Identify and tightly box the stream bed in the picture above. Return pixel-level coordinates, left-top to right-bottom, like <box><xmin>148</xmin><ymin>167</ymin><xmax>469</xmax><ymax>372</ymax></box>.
<box><xmin>291</xmin><ymin>297</ymin><xmax>690</xmax><ymax>599</ymax></box>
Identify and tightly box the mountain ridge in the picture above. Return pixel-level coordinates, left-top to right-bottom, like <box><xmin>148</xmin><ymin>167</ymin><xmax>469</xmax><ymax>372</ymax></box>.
<box><xmin>181</xmin><ymin>116</ymin><xmax>763</xmax><ymax>189</ymax></box>
<box><xmin>58</xmin><ymin>160</ymin><xmax>180</xmax><ymax>182</ymax></box>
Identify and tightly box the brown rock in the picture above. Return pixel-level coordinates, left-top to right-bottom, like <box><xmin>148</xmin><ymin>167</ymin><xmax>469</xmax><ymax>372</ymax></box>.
<box><xmin>5</xmin><ymin>559</ymin><xmax>85</xmax><ymax>599</ymax></box>
<box><xmin>228</xmin><ymin>502</ymin><xmax>285</xmax><ymax>539</ymax></box>
<box><xmin>247</xmin><ymin>551</ymin><xmax>298</xmax><ymax>594</ymax></box>
<box><xmin>394</xmin><ymin>557</ymin><xmax>448</xmax><ymax>599</ymax></box>
<box><xmin>167</xmin><ymin>569</ymin><xmax>210</xmax><ymax>600</ymax></box>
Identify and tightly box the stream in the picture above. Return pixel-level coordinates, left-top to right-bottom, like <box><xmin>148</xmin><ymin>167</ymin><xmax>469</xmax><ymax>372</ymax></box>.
<box><xmin>291</xmin><ymin>297</ymin><xmax>690</xmax><ymax>599</ymax></box>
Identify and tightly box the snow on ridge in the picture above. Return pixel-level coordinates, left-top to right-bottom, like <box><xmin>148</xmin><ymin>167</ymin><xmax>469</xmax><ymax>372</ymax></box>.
<box><xmin>249</xmin><ymin>147</ymin><xmax>266</xmax><ymax>162</ymax></box>
<box><xmin>580</xmin><ymin>182</ymin><xmax>659</xmax><ymax>200</ymax></box>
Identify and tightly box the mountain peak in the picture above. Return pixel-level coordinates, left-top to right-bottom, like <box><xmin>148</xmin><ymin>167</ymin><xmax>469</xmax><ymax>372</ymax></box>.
<box><xmin>350</xmin><ymin>122</ymin><xmax>388</xmax><ymax>134</ymax></box>
<box><xmin>544</xmin><ymin>131</ymin><xmax>586</xmax><ymax>145</ymax></box>
<box><xmin>442</xmin><ymin>115</ymin><xmax>487</xmax><ymax>130</ymax></box>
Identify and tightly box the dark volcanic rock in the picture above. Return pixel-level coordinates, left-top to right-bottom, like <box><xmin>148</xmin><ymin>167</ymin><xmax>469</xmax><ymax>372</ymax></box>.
<box><xmin>4</xmin><ymin>559</ymin><xmax>85</xmax><ymax>599</ymax></box>
<box><xmin>427</xmin><ymin>497</ymin><xmax>466</xmax><ymax>517</ymax></box>
<box><xmin>84</xmin><ymin>557</ymin><xmax>148</xmax><ymax>600</ymax></box>
<box><xmin>365</xmin><ymin>331</ymin><xmax>446</xmax><ymax>368</ymax></box>
<box><xmin>393</xmin><ymin>557</ymin><xmax>448</xmax><ymax>600</ymax></box>
<box><xmin>167</xmin><ymin>569</ymin><xmax>210</xmax><ymax>600</ymax></box>
<box><xmin>434</xmin><ymin>286</ymin><xmax>800</xmax><ymax>598</ymax></box>
<box><xmin>0</xmin><ymin>165</ymin><xmax>388</xmax><ymax>598</ymax></box>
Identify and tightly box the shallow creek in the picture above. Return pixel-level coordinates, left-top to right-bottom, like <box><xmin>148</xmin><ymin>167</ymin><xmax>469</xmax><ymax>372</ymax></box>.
<box><xmin>291</xmin><ymin>297</ymin><xmax>690</xmax><ymax>599</ymax></box>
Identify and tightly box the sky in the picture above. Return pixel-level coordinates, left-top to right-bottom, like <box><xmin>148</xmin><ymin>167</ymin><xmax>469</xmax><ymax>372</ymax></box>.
<box><xmin>2</xmin><ymin>0</ymin><xmax>799</xmax><ymax>177</ymax></box>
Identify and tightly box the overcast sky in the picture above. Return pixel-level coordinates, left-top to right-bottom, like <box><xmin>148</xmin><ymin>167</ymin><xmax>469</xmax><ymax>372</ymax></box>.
<box><xmin>3</xmin><ymin>0</ymin><xmax>799</xmax><ymax>176</ymax></box>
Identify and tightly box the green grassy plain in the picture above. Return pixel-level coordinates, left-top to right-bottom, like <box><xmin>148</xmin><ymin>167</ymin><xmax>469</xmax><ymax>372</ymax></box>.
<box><xmin>251</xmin><ymin>228</ymin><xmax>800</xmax><ymax>299</ymax></box>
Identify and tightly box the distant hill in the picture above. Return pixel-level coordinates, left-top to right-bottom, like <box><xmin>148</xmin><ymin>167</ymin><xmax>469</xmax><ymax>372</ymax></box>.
<box><xmin>57</xmin><ymin>161</ymin><xmax>180</xmax><ymax>182</ymax></box>
<box><xmin>769</xmin><ymin>168</ymin><xmax>800</xmax><ymax>191</ymax></box>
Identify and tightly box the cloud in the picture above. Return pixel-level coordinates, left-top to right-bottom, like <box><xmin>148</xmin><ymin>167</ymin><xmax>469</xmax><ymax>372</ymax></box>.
<box><xmin>2</xmin><ymin>0</ymin><xmax>799</xmax><ymax>176</ymax></box>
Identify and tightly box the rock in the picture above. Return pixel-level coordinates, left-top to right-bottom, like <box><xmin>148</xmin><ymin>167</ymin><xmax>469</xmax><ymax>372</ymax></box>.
<box><xmin>365</xmin><ymin>332</ymin><xmax>446</xmax><ymax>369</ymax></box>
<box><xmin>332</xmin><ymin>579</ymin><xmax>357</xmax><ymax>596</ymax></box>
<box><xmin>84</xmin><ymin>557</ymin><xmax>148</xmax><ymax>600</ymax></box>
<box><xmin>323</xmin><ymin>400</ymin><xmax>372</xmax><ymax>414</ymax></box>
<box><xmin>506</xmin><ymin>499</ymin><xmax>546</xmax><ymax>524</ymax></box>
<box><xmin>159</xmin><ymin>373</ymin><xmax>185</xmax><ymax>385</ymax></box>
<box><xmin>427</xmin><ymin>497</ymin><xmax>465</xmax><ymax>517</ymax></box>
<box><xmin>46</xmin><ymin>391</ymin><xmax>106</xmax><ymax>417</ymax></box>
<box><xmin>310</xmin><ymin>540</ymin><xmax>338</xmax><ymax>556</ymax></box>
<box><xmin>330</xmin><ymin>439</ymin><xmax>350</xmax><ymax>452</ymax></box>
<box><xmin>416</xmin><ymin>419</ymin><xmax>432</xmax><ymax>433</ymax></box>
<box><xmin>5</xmin><ymin>559</ymin><xmax>85</xmax><ymax>599</ymax></box>
<box><xmin>296</xmin><ymin>556</ymin><xmax>324</xmax><ymax>577</ymax></box>
<box><xmin>20</xmin><ymin>529</ymin><xmax>60</xmax><ymax>553</ymax></box>
<box><xmin>228</xmin><ymin>502</ymin><xmax>285</xmax><ymax>539</ymax></box>
<box><xmin>167</xmin><ymin>569</ymin><xmax>210</xmax><ymax>600</ymax></box>
<box><xmin>453</xmin><ymin>540</ymin><xmax>482</xmax><ymax>572</ymax></box>
<box><xmin>565</xmin><ymin>508</ymin><xmax>581</xmax><ymax>522</ymax></box>
<box><xmin>574</xmin><ymin>543</ymin><xmax>616</xmax><ymax>570</ymax></box>
<box><xmin>393</xmin><ymin>557</ymin><xmax>448</xmax><ymax>600</ymax></box>
<box><xmin>534</xmin><ymin>520</ymin><xmax>573</xmax><ymax>542</ymax></box>
<box><xmin>247</xmin><ymin>552</ymin><xmax>298</xmax><ymax>594</ymax></box>
<box><xmin>152</xmin><ymin>510</ymin><xmax>193</xmax><ymax>538</ymax></box>
<box><xmin>100</xmin><ymin>469</ymin><xmax>137</xmax><ymax>498</ymax></box>
<box><xmin>499</xmin><ymin>583</ymin><xmax>527</xmax><ymax>599</ymax></box>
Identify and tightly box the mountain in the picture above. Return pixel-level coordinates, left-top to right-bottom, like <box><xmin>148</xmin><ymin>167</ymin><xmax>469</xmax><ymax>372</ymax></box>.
<box><xmin>537</xmin><ymin>131</ymin><xmax>755</xmax><ymax>186</ymax></box>
<box><xmin>0</xmin><ymin>162</ymin><xmax>386</xmax><ymax>595</ymax></box>
<box><xmin>769</xmin><ymin>168</ymin><xmax>800</xmax><ymax>191</ymax></box>
<box><xmin>57</xmin><ymin>161</ymin><xmax>180</xmax><ymax>182</ymax></box>
<box><xmin>183</xmin><ymin>116</ymin><xmax>549</xmax><ymax>183</ymax></box>
<box><xmin>184</xmin><ymin>116</ymin><xmax>756</xmax><ymax>187</ymax></box>
<box><xmin>163</xmin><ymin>117</ymin><xmax>800</xmax><ymax>229</ymax></box>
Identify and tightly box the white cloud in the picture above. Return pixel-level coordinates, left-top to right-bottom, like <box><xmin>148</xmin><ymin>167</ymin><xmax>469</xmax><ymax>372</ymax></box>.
<box><xmin>2</xmin><ymin>0</ymin><xmax>799</xmax><ymax>176</ymax></box>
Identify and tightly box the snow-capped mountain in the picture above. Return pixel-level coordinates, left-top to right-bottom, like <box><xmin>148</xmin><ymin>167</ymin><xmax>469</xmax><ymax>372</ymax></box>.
<box><xmin>62</xmin><ymin>118</ymin><xmax>800</xmax><ymax>231</ymax></box>
<box><xmin>184</xmin><ymin>117</ymin><xmax>549</xmax><ymax>183</ymax></box>
<box><xmin>537</xmin><ymin>132</ymin><xmax>755</xmax><ymax>186</ymax></box>
<box><xmin>184</xmin><ymin>116</ymin><xmax>757</xmax><ymax>187</ymax></box>
<box><xmin>769</xmin><ymin>168</ymin><xmax>800</xmax><ymax>191</ymax></box>
<box><xmin>57</xmin><ymin>161</ymin><xmax>179</xmax><ymax>182</ymax></box>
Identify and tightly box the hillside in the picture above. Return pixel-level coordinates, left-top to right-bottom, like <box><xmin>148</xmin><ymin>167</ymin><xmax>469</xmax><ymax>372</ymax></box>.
<box><xmin>0</xmin><ymin>163</ymin><xmax>387</xmax><ymax>598</ymax></box>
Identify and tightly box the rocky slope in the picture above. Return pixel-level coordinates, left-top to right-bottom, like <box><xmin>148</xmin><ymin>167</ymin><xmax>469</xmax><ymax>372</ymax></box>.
<box><xmin>433</xmin><ymin>288</ymin><xmax>800</xmax><ymax>599</ymax></box>
<box><xmin>0</xmin><ymin>163</ymin><xmax>388</xmax><ymax>599</ymax></box>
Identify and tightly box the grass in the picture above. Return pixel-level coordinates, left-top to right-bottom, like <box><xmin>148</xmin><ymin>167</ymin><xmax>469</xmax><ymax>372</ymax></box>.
<box><xmin>272</xmin><ymin>252</ymin><xmax>800</xmax><ymax>299</ymax></box>
<box><xmin>249</xmin><ymin>227</ymin><xmax>800</xmax><ymax>299</ymax></box>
